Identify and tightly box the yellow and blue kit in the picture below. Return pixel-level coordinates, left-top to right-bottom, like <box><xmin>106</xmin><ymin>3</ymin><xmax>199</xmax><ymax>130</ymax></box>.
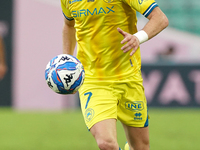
<box><xmin>61</xmin><ymin>0</ymin><xmax>158</xmax><ymax>80</ymax></box>
<box><xmin>61</xmin><ymin>0</ymin><xmax>158</xmax><ymax>129</ymax></box>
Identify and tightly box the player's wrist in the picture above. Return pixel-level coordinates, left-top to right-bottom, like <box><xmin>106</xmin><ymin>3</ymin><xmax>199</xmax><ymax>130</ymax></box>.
<box><xmin>133</xmin><ymin>30</ymin><xmax>148</xmax><ymax>44</ymax></box>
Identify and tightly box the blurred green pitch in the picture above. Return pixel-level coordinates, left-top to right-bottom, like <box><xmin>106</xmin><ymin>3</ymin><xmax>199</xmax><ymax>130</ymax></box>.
<box><xmin>0</xmin><ymin>108</ymin><xmax>199</xmax><ymax>150</ymax></box>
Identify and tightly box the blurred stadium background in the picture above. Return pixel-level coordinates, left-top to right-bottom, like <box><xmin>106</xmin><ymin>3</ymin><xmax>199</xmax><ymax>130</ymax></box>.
<box><xmin>0</xmin><ymin>0</ymin><xmax>200</xmax><ymax>149</ymax></box>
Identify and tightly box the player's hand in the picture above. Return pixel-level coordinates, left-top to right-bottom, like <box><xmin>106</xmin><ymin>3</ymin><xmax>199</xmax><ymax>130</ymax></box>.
<box><xmin>117</xmin><ymin>27</ymin><xmax>140</xmax><ymax>56</ymax></box>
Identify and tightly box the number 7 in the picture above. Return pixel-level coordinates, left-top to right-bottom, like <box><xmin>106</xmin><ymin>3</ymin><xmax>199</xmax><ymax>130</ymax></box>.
<box><xmin>84</xmin><ymin>92</ymin><xmax>92</xmax><ymax>109</ymax></box>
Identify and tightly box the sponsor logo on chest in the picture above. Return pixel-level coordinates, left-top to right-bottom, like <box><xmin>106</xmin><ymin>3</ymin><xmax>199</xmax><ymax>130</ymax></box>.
<box><xmin>72</xmin><ymin>6</ymin><xmax>115</xmax><ymax>18</ymax></box>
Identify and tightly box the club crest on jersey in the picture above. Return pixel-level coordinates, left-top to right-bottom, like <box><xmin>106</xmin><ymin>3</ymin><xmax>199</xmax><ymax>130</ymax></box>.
<box><xmin>87</xmin><ymin>0</ymin><xmax>95</xmax><ymax>2</ymax></box>
<box><xmin>138</xmin><ymin>0</ymin><xmax>148</xmax><ymax>5</ymax></box>
<box><xmin>69</xmin><ymin>0</ymin><xmax>82</xmax><ymax>4</ymax></box>
<box><xmin>103</xmin><ymin>0</ymin><xmax>114</xmax><ymax>3</ymax></box>
<box><xmin>138</xmin><ymin>0</ymin><xmax>143</xmax><ymax>4</ymax></box>
<box><xmin>85</xmin><ymin>108</ymin><xmax>95</xmax><ymax>122</ymax></box>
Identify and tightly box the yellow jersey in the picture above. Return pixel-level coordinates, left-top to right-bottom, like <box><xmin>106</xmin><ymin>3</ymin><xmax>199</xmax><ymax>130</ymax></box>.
<box><xmin>61</xmin><ymin>0</ymin><xmax>158</xmax><ymax>80</ymax></box>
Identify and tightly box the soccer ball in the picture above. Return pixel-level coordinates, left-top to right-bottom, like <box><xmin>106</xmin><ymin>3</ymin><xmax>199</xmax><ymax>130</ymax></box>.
<box><xmin>45</xmin><ymin>54</ymin><xmax>85</xmax><ymax>94</ymax></box>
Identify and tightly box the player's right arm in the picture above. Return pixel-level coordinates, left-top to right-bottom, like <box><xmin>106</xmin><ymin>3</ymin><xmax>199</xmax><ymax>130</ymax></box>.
<box><xmin>62</xmin><ymin>17</ymin><xmax>76</xmax><ymax>55</ymax></box>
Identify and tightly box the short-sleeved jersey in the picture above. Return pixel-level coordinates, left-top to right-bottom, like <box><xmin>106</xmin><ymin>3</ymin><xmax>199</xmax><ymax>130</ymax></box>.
<box><xmin>61</xmin><ymin>0</ymin><xmax>158</xmax><ymax>80</ymax></box>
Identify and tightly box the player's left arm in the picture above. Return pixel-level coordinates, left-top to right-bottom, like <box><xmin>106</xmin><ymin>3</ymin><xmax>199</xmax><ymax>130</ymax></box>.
<box><xmin>143</xmin><ymin>7</ymin><xmax>169</xmax><ymax>40</ymax></box>
<box><xmin>118</xmin><ymin>7</ymin><xmax>169</xmax><ymax>56</ymax></box>
<box><xmin>62</xmin><ymin>17</ymin><xmax>76</xmax><ymax>55</ymax></box>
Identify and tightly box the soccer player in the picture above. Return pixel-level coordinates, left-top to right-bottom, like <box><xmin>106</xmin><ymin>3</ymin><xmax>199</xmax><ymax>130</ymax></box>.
<box><xmin>0</xmin><ymin>36</ymin><xmax>7</xmax><ymax>80</ymax></box>
<box><xmin>60</xmin><ymin>0</ymin><xmax>168</xmax><ymax>149</ymax></box>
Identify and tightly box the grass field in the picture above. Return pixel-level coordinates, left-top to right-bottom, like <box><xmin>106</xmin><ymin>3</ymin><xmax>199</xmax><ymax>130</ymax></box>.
<box><xmin>0</xmin><ymin>107</ymin><xmax>199</xmax><ymax>150</ymax></box>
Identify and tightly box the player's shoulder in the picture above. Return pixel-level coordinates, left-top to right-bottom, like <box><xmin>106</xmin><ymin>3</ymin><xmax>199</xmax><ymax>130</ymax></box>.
<box><xmin>135</xmin><ymin>0</ymin><xmax>157</xmax><ymax>5</ymax></box>
<box><xmin>61</xmin><ymin>0</ymin><xmax>67</xmax><ymax>3</ymax></box>
<box><xmin>61</xmin><ymin>0</ymin><xmax>68</xmax><ymax>6</ymax></box>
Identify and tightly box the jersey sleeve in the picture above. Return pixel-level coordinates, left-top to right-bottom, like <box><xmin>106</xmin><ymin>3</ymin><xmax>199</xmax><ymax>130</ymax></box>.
<box><xmin>60</xmin><ymin>0</ymin><xmax>74</xmax><ymax>21</ymax></box>
<box><xmin>123</xmin><ymin>0</ymin><xmax>158</xmax><ymax>17</ymax></box>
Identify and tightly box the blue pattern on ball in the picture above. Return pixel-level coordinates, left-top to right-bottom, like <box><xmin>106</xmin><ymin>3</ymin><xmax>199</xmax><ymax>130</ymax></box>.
<box><xmin>56</xmin><ymin>62</ymin><xmax>77</xmax><ymax>71</ymax></box>
<box><xmin>52</xmin><ymin>61</ymin><xmax>79</xmax><ymax>94</ymax></box>
<box><xmin>45</xmin><ymin>68</ymin><xmax>50</xmax><ymax>80</ymax></box>
<box><xmin>45</xmin><ymin>56</ymin><xmax>58</xmax><ymax>80</ymax></box>
<box><xmin>50</xmin><ymin>56</ymin><xmax>58</xmax><ymax>66</ymax></box>
<box><xmin>70</xmin><ymin>71</ymin><xmax>84</xmax><ymax>90</ymax></box>
<box><xmin>51</xmin><ymin>69</ymin><xmax>65</xmax><ymax>92</ymax></box>
<box><xmin>45</xmin><ymin>54</ymin><xmax>85</xmax><ymax>94</ymax></box>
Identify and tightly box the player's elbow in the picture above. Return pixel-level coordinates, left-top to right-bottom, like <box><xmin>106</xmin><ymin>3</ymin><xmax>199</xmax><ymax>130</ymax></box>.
<box><xmin>161</xmin><ymin>14</ymin><xmax>169</xmax><ymax>29</ymax></box>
